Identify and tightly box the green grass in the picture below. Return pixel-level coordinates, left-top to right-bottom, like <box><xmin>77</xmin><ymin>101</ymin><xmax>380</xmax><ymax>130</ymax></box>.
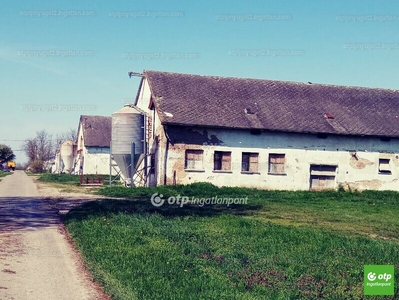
<box><xmin>0</xmin><ymin>170</ymin><xmax>12</xmax><ymax>177</ymax></box>
<box><xmin>37</xmin><ymin>173</ymin><xmax>80</xmax><ymax>185</ymax></box>
<box><xmin>37</xmin><ymin>173</ymin><xmax>116</xmax><ymax>186</ymax></box>
<box><xmin>25</xmin><ymin>172</ymin><xmax>38</xmax><ymax>176</ymax></box>
<box><xmin>0</xmin><ymin>170</ymin><xmax>13</xmax><ymax>180</ymax></box>
<box><xmin>36</xmin><ymin>173</ymin><xmax>107</xmax><ymax>194</ymax></box>
<box><xmin>97</xmin><ymin>183</ymin><xmax>399</xmax><ymax>241</ymax></box>
<box><xmin>63</xmin><ymin>183</ymin><xmax>399</xmax><ymax>299</ymax></box>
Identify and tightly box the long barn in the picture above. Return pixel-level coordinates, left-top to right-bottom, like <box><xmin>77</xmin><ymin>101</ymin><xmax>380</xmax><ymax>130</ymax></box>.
<box><xmin>129</xmin><ymin>70</ymin><xmax>399</xmax><ymax>191</ymax></box>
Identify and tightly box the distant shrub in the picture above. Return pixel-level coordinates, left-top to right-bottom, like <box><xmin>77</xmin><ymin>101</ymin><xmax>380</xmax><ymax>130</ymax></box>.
<box><xmin>29</xmin><ymin>159</ymin><xmax>45</xmax><ymax>173</ymax></box>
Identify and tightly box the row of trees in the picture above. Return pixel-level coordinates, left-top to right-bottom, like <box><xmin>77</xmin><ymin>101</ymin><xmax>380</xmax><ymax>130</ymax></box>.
<box><xmin>23</xmin><ymin>129</ymin><xmax>77</xmax><ymax>173</ymax></box>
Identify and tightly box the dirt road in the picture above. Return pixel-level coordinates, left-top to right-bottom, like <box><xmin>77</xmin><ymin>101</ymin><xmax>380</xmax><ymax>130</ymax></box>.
<box><xmin>0</xmin><ymin>171</ymin><xmax>109</xmax><ymax>300</ymax></box>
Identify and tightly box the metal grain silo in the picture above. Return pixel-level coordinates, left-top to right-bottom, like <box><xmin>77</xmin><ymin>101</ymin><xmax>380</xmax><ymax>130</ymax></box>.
<box><xmin>60</xmin><ymin>140</ymin><xmax>74</xmax><ymax>173</ymax></box>
<box><xmin>111</xmin><ymin>105</ymin><xmax>145</xmax><ymax>182</ymax></box>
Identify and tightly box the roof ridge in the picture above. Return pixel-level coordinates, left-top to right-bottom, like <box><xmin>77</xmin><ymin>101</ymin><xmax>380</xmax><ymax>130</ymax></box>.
<box><xmin>143</xmin><ymin>69</ymin><xmax>399</xmax><ymax>92</ymax></box>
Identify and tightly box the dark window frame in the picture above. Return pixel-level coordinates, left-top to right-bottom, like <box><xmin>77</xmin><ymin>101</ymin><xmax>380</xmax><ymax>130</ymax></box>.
<box><xmin>268</xmin><ymin>153</ymin><xmax>286</xmax><ymax>174</ymax></box>
<box><xmin>378</xmin><ymin>158</ymin><xmax>391</xmax><ymax>175</ymax></box>
<box><xmin>214</xmin><ymin>151</ymin><xmax>232</xmax><ymax>171</ymax></box>
<box><xmin>185</xmin><ymin>149</ymin><xmax>204</xmax><ymax>170</ymax></box>
<box><xmin>242</xmin><ymin>152</ymin><xmax>259</xmax><ymax>173</ymax></box>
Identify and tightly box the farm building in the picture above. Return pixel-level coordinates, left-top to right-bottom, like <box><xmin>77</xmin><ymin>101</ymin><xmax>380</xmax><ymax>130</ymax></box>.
<box><xmin>126</xmin><ymin>70</ymin><xmax>399</xmax><ymax>191</ymax></box>
<box><xmin>73</xmin><ymin>115</ymin><xmax>118</xmax><ymax>175</ymax></box>
<box><xmin>51</xmin><ymin>141</ymin><xmax>74</xmax><ymax>174</ymax></box>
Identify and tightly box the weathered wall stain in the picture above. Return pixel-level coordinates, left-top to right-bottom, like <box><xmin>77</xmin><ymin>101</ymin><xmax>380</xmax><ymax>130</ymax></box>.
<box><xmin>349</xmin><ymin>154</ymin><xmax>374</xmax><ymax>169</ymax></box>
<box><xmin>166</xmin><ymin>126</ymin><xmax>223</xmax><ymax>145</ymax></box>
<box><xmin>347</xmin><ymin>179</ymin><xmax>382</xmax><ymax>190</ymax></box>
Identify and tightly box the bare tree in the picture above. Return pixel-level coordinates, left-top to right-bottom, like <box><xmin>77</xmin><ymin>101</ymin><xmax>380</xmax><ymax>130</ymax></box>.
<box><xmin>36</xmin><ymin>130</ymin><xmax>54</xmax><ymax>161</ymax></box>
<box><xmin>23</xmin><ymin>130</ymin><xmax>55</xmax><ymax>172</ymax></box>
<box><xmin>24</xmin><ymin>138</ymin><xmax>38</xmax><ymax>162</ymax></box>
<box><xmin>55</xmin><ymin>128</ymin><xmax>77</xmax><ymax>146</ymax></box>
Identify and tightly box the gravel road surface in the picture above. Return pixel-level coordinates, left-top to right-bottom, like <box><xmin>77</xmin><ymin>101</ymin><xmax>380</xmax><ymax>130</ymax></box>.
<box><xmin>0</xmin><ymin>171</ymin><xmax>109</xmax><ymax>300</ymax></box>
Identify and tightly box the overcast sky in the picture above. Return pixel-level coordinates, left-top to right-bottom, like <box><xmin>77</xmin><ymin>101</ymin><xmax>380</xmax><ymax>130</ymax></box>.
<box><xmin>1</xmin><ymin>0</ymin><xmax>399</xmax><ymax>163</ymax></box>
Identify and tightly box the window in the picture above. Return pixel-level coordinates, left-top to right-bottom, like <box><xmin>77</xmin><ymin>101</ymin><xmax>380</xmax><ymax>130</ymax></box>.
<box><xmin>310</xmin><ymin>165</ymin><xmax>337</xmax><ymax>190</ymax></box>
<box><xmin>185</xmin><ymin>150</ymin><xmax>203</xmax><ymax>170</ymax></box>
<box><xmin>242</xmin><ymin>152</ymin><xmax>259</xmax><ymax>172</ymax></box>
<box><xmin>268</xmin><ymin>154</ymin><xmax>285</xmax><ymax>174</ymax></box>
<box><xmin>378</xmin><ymin>158</ymin><xmax>391</xmax><ymax>174</ymax></box>
<box><xmin>214</xmin><ymin>151</ymin><xmax>231</xmax><ymax>171</ymax></box>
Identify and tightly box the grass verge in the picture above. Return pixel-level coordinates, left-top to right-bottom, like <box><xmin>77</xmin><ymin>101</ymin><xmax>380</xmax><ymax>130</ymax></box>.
<box><xmin>0</xmin><ymin>170</ymin><xmax>13</xmax><ymax>181</ymax></box>
<box><xmin>36</xmin><ymin>173</ymin><xmax>111</xmax><ymax>194</ymax></box>
<box><xmin>63</xmin><ymin>183</ymin><xmax>399</xmax><ymax>299</ymax></box>
<box><xmin>37</xmin><ymin>173</ymin><xmax>80</xmax><ymax>184</ymax></box>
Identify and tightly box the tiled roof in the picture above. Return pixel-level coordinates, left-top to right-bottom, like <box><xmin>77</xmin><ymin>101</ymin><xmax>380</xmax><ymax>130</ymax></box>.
<box><xmin>143</xmin><ymin>70</ymin><xmax>399</xmax><ymax>137</ymax></box>
<box><xmin>79</xmin><ymin>115</ymin><xmax>111</xmax><ymax>147</ymax></box>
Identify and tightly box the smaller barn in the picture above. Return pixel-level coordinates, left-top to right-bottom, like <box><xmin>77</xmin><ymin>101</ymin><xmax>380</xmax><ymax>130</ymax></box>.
<box><xmin>73</xmin><ymin>115</ymin><xmax>117</xmax><ymax>175</ymax></box>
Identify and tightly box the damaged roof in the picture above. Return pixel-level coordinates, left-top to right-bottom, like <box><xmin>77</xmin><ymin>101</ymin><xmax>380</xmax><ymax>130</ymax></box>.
<box><xmin>143</xmin><ymin>70</ymin><xmax>399</xmax><ymax>137</ymax></box>
<box><xmin>79</xmin><ymin>115</ymin><xmax>111</xmax><ymax>147</ymax></box>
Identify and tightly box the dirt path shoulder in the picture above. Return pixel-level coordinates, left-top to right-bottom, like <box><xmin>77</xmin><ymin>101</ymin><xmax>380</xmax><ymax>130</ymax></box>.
<box><xmin>0</xmin><ymin>171</ymin><xmax>111</xmax><ymax>300</ymax></box>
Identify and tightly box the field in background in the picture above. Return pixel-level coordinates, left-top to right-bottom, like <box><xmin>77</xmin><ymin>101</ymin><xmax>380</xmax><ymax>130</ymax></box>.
<box><xmin>63</xmin><ymin>183</ymin><xmax>399</xmax><ymax>299</ymax></box>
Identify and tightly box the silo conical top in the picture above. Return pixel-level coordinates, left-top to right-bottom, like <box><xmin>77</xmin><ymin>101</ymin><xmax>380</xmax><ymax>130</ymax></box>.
<box><xmin>112</xmin><ymin>105</ymin><xmax>143</xmax><ymax>115</ymax></box>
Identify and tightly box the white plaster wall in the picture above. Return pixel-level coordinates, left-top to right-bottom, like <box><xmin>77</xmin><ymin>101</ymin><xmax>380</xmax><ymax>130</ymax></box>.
<box><xmin>81</xmin><ymin>147</ymin><xmax>119</xmax><ymax>175</ymax></box>
<box><xmin>135</xmin><ymin>78</ymin><xmax>152</xmax><ymax>112</ymax></box>
<box><xmin>72</xmin><ymin>124</ymin><xmax>119</xmax><ymax>175</ymax></box>
<box><xmin>162</xmin><ymin>128</ymin><xmax>399</xmax><ymax>191</ymax></box>
<box><xmin>135</xmin><ymin>79</ymin><xmax>166</xmax><ymax>186</ymax></box>
<box><xmin>76</xmin><ymin>123</ymin><xmax>84</xmax><ymax>151</ymax></box>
